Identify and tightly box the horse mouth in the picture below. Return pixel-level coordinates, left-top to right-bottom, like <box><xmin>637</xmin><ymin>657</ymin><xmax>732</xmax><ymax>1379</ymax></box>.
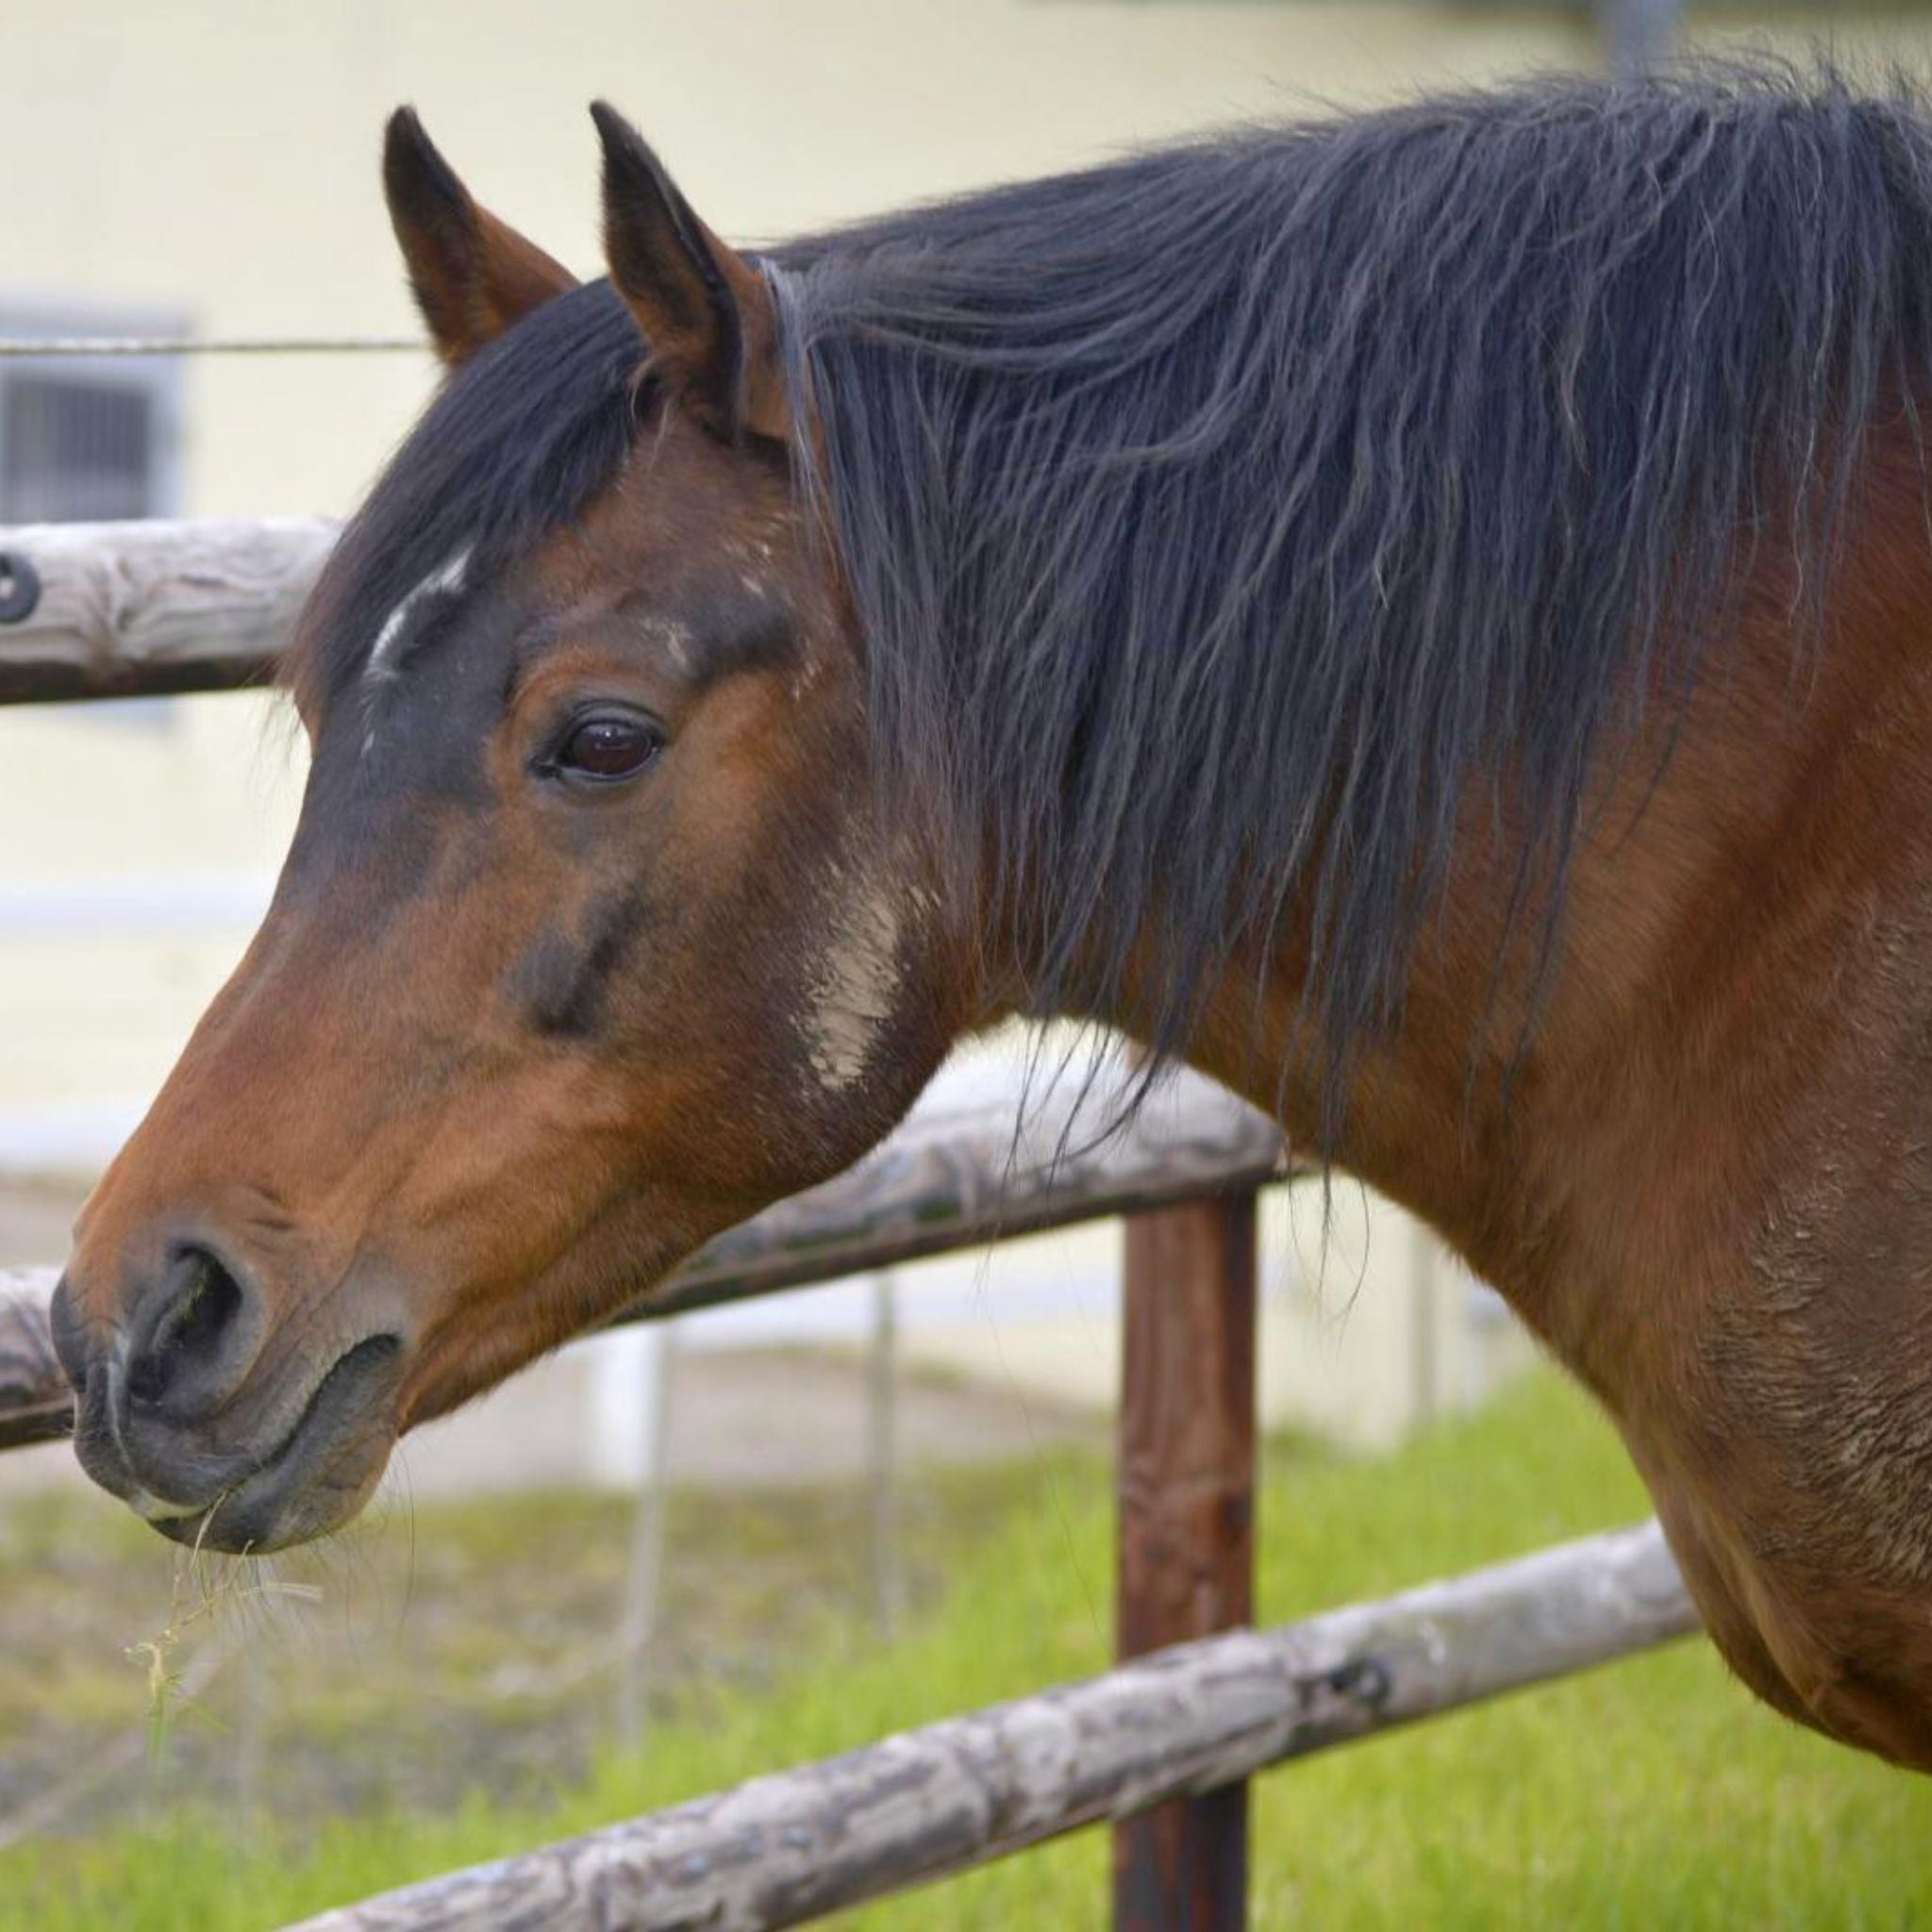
<box><xmin>139</xmin><ymin>1332</ymin><xmax>403</xmax><ymax>1555</ymax></box>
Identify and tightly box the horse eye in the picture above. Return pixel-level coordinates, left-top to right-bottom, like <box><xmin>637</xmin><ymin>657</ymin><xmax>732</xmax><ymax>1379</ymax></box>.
<box><xmin>554</xmin><ymin>713</ymin><xmax>663</xmax><ymax>782</ymax></box>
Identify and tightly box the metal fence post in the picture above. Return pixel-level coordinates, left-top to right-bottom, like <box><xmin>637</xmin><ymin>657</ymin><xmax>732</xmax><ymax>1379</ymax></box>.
<box><xmin>1113</xmin><ymin>1190</ymin><xmax>1258</xmax><ymax>1932</ymax></box>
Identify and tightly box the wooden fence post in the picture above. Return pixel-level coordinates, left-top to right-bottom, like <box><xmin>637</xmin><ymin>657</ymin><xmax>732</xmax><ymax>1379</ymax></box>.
<box><xmin>1114</xmin><ymin>1191</ymin><xmax>1258</xmax><ymax>1932</ymax></box>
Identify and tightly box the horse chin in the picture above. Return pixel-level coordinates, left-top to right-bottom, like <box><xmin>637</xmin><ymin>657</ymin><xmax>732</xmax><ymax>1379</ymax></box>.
<box><xmin>143</xmin><ymin>1431</ymin><xmax>393</xmax><ymax>1555</ymax></box>
<box><xmin>135</xmin><ymin>1351</ymin><xmax>402</xmax><ymax>1556</ymax></box>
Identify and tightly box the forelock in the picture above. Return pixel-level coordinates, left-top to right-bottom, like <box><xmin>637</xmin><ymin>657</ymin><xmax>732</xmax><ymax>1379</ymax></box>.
<box><xmin>288</xmin><ymin>279</ymin><xmax>645</xmax><ymax>721</ymax></box>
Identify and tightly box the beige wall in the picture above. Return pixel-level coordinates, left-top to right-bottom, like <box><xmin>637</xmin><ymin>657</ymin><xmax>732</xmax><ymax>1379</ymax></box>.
<box><xmin>0</xmin><ymin>2</ymin><xmax>1607</xmax><ymax>525</ymax></box>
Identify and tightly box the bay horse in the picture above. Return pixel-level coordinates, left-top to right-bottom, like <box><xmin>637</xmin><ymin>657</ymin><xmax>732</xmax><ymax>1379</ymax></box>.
<box><xmin>47</xmin><ymin>68</ymin><xmax>1932</xmax><ymax>1771</ymax></box>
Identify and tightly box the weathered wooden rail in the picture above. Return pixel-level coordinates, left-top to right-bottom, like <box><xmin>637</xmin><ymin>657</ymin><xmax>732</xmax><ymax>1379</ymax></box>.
<box><xmin>286</xmin><ymin>1523</ymin><xmax>1694</xmax><ymax>1932</ymax></box>
<box><xmin>0</xmin><ymin>517</ymin><xmax>1705</xmax><ymax>1930</ymax></box>
<box><xmin>0</xmin><ymin>517</ymin><xmax>334</xmax><ymax>702</ymax></box>
<box><xmin>0</xmin><ymin>1271</ymin><xmax>70</xmax><ymax>1448</ymax></box>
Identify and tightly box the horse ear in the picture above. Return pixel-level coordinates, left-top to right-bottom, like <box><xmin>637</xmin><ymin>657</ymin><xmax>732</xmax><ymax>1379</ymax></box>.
<box><xmin>383</xmin><ymin>108</ymin><xmax>577</xmax><ymax>367</ymax></box>
<box><xmin>590</xmin><ymin>102</ymin><xmax>787</xmax><ymax>446</ymax></box>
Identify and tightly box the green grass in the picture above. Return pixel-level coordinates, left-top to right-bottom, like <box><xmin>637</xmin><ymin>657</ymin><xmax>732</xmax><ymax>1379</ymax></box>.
<box><xmin>10</xmin><ymin>1370</ymin><xmax>1932</xmax><ymax>1928</ymax></box>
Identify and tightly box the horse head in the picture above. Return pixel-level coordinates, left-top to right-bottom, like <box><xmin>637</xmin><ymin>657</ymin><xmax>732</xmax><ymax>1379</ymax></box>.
<box><xmin>50</xmin><ymin>108</ymin><xmax>968</xmax><ymax>1552</ymax></box>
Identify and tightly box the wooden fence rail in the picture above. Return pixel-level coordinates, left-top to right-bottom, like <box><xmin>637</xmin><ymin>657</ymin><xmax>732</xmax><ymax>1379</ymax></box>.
<box><xmin>0</xmin><ymin>517</ymin><xmax>334</xmax><ymax>702</ymax></box>
<box><xmin>285</xmin><ymin>1522</ymin><xmax>1695</xmax><ymax>1932</ymax></box>
<box><xmin>0</xmin><ymin>1271</ymin><xmax>69</xmax><ymax>1448</ymax></box>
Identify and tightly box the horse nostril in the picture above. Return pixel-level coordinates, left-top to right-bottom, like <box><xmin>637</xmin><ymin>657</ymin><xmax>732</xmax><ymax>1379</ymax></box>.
<box><xmin>125</xmin><ymin>1245</ymin><xmax>252</xmax><ymax>1411</ymax></box>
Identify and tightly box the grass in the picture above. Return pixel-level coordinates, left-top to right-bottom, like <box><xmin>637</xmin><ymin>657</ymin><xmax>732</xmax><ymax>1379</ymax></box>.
<box><xmin>8</xmin><ymin>1368</ymin><xmax>1932</xmax><ymax>1927</ymax></box>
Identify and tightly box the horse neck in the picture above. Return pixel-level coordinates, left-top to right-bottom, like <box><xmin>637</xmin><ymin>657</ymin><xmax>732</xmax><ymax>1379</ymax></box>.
<box><xmin>1113</xmin><ymin>438</ymin><xmax>1932</xmax><ymax>1384</ymax></box>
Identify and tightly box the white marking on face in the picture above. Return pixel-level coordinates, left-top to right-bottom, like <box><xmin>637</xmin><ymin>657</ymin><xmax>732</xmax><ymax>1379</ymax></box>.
<box><xmin>641</xmin><ymin>616</ymin><xmax>696</xmax><ymax>676</ymax></box>
<box><xmin>360</xmin><ymin>547</ymin><xmax>473</xmax><ymax>757</ymax></box>
<box><xmin>807</xmin><ymin>868</ymin><xmax>905</xmax><ymax>1095</ymax></box>
<box><xmin>365</xmin><ymin>548</ymin><xmax>473</xmax><ymax>690</ymax></box>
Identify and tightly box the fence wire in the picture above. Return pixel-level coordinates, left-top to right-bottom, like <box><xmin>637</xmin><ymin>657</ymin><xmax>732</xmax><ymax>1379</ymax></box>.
<box><xmin>0</xmin><ymin>337</ymin><xmax>423</xmax><ymax>358</ymax></box>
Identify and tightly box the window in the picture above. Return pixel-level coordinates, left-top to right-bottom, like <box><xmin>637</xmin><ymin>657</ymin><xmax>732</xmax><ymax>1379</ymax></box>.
<box><xmin>0</xmin><ymin>300</ymin><xmax>184</xmax><ymax>523</ymax></box>
<box><xmin>1</xmin><ymin>375</ymin><xmax>157</xmax><ymax>521</ymax></box>
<box><xmin>0</xmin><ymin>297</ymin><xmax>188</xmax><ymax>723</ymax></box>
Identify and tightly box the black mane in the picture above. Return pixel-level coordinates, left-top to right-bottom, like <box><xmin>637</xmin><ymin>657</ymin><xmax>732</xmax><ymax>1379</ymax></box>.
<box><xmin>301</xmin><ymin>66</ymin><xmax>1932</xmax><ymax>1142</ymax></box>
<box><xmin>773</xmin><ymin>65</ymin><xmax>1932</xmax><ymax>1137</ymax></box>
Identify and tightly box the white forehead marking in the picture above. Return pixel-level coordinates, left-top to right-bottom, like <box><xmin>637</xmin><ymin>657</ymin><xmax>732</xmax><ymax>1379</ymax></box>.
<box><xmin>641</xmin><ymin>616</ymin><xmax>695</xmax><ymax>676</ymax></box>
<box><xmin>359</xmin><ymin>547</ymin><xmax>473</xmax><ymax>758</ymax></box>
<box><xmin>365</xmin><ymin>546</ymin><xmax>473</xmax><ymax>691</ymax></box>
<box><xmin>807</xmin><ymin>870</ymin><xmax>904</xmax><ymax>1096</ymax></box>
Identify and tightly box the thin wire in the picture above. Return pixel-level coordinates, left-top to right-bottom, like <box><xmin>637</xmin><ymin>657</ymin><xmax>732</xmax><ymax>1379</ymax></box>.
<box><xmin>0</xmin><ymin>336</ymin><xmax>425</xmax><ymax>358</ymax></box>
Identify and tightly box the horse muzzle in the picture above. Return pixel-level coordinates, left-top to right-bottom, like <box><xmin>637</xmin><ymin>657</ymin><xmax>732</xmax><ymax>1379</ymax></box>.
<box><xmin>50</xmin><ymin>1244</ymin><xmax>407</xmax><ymax>1553</ymax></box>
